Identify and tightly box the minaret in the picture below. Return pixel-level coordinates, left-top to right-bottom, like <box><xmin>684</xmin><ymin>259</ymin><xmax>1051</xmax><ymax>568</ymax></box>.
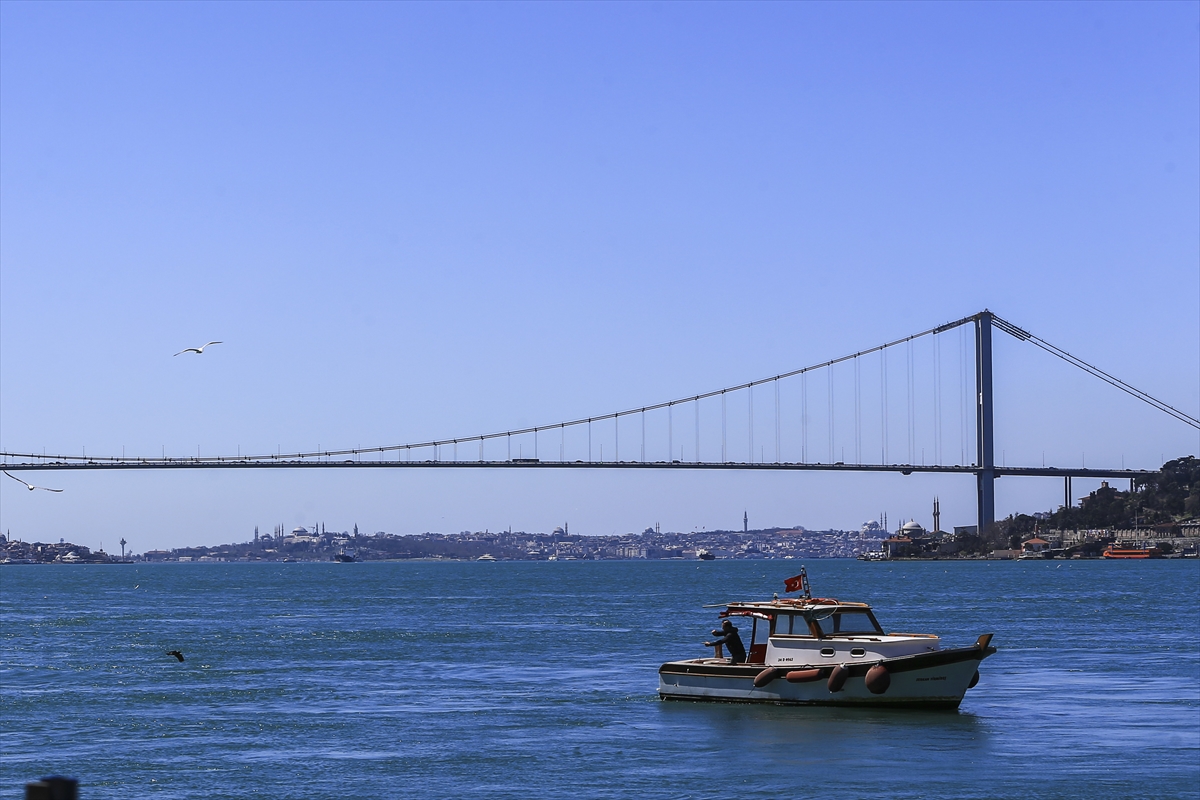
<box><xmin>933</xmin><ymin>498</ymin><xmax>941</xmax><ymax>535</ymax></box>
<box><xmin>254</xmin><ymin>526</ymin><xmax>259</xmax><ymax>543</ymax></box>
<box><xmin>744</xmin><ymin>511</ymin><xmax>748</xmax><ymax>533</ymax></box>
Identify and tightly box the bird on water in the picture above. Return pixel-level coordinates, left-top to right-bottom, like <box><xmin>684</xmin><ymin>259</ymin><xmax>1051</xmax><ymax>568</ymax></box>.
<box><xmin>166</xmin><ymin>650</ymin><xmax>185</xmax><ymax>662</ymax></box>
<box><xmin>173</xmin><ymin>341</ymin><xmax>222</xmax><ymax>356</ymax></box>
<box><xmin>3</xmin><ymin>471</ymin><xmax>63</xmax><ymax>492</ymax></box>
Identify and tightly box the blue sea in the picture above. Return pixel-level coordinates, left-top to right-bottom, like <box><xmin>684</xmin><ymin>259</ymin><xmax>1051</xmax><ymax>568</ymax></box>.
<box><xmin>2</xmin><ymin>559</ymin><xmax>1197</xmax><ymax>799</ymax></box>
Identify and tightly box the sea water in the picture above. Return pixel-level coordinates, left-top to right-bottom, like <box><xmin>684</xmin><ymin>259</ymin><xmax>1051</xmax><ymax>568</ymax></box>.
<box><xmin>1</xmin><ymin>559</ymin><xmax>1197</xmax><ymax>799</ymax></box>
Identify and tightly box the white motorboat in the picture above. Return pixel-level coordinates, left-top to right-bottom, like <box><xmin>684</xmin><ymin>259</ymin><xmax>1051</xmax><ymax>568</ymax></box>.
<box><xmin>658</xmin><ymin>568</ymin><xmax>996</xmax><ymax>709</ymax></box>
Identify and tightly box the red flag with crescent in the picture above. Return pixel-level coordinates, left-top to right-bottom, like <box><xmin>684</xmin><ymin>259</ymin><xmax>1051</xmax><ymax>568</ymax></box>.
<box><xmin>783</xmin><ymin>573</ymin><xmax>804</xmax><ymax>593</ymax></box>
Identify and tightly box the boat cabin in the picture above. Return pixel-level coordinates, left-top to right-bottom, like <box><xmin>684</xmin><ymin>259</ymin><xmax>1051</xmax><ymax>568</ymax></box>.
<box><xmin>713</xmin><ymin>599</ymin><xmax>938</xmax><ymax>665</ymax></box>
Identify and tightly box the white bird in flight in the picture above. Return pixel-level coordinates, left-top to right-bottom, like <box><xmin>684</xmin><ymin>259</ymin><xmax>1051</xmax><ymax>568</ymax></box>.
<box><xmin>3</xmin><ymin>471</ymin><xmax>63</xmax><ymax>492</ymax></box>
<box><xmin>174</xmin><ymin>341</ymin><xmax>223</xmax><ymax>357</ymax></box>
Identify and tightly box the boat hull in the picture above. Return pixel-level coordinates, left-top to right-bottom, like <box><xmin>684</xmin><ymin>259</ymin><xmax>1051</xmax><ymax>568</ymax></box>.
<box><xmin>658</xmin><ymin>643</ymin><xmax>994</xmax><ymax>709</ymax></box>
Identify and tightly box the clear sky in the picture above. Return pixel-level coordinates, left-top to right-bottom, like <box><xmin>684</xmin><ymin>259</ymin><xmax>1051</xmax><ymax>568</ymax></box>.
<box><xmin>2</xmin><ymin>1</ymin><xmax>1197</xmax><ymax>552</ymax></box>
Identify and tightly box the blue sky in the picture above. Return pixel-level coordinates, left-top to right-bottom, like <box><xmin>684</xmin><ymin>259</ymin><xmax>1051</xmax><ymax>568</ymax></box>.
<box><xmin>2</xmin><ymin>1</ymin><xmax>1197</xmax><ymax>551</ymax></box>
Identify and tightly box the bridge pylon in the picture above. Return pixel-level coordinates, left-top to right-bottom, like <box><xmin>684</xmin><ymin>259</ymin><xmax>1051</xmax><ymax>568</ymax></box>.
<box><xmin>975</xmin><ymin>310</ymin><xmax>996</xmax><ymax>536</ymax></box>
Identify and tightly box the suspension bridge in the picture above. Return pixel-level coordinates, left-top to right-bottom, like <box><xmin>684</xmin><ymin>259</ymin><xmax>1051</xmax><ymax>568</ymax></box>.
<box><xmin>3</xmin><ymin>310</ymin><xmax>1195</xmax><ymax>535</ymax></box>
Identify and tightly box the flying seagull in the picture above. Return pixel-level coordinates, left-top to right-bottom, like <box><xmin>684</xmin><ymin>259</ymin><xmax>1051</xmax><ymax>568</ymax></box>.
<box><xmin>173</xmin><ymin>341</ymin><xmax>222</xmax><ymax>356</ymax></box>
<box><xmin>167</xmin><ymin>650</ymin><xmax>185</xmax><ymax>662</ymax></box>
<box><xmin>3</xmin><ymin>471</ymin><xmax>63</xmax><ymax>492</ymax></box>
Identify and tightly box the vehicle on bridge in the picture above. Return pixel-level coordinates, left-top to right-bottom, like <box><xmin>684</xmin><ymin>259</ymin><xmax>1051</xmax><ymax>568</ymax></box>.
<box><xmin>658</xmin><ymin>569</ymin><xmax>996</xmax><ymax>709</ymax></box>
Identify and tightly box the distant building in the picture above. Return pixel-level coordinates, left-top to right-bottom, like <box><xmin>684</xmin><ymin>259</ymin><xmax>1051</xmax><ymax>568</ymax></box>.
<box><xmin>882</xmin><ymin>520</ymin><xmax>934</xmax><ymax>558</ymax></box>
<box><xmin>861</xmin><ymin>520</ymin><xmax>886</xmax><ymax>535</ymax></box>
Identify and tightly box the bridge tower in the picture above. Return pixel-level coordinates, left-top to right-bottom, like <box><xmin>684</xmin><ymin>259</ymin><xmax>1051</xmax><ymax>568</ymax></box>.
<box><xmin>975</xmin><ymin>311</ymin><xmax>996</xmax><ymax>536</ymax></box>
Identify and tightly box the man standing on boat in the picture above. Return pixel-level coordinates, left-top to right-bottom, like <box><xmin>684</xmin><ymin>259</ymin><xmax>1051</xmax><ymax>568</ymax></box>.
<box><xmin>704</xmin><ymin>619</ymin><xmax>746</xmax><ymax>664</ymax></box>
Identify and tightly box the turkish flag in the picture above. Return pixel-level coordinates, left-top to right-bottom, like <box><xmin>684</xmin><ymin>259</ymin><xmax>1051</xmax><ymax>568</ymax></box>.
<box><xmin>783</xmin><ymin>574</ymin><xmax>804</xmax><ymax>593</ymax></box>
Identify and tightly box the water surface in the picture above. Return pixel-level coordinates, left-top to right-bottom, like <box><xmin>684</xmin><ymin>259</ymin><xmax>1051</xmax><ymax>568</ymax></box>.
<box><xmin>2</xmin><ymin>560</ymin><xmax>1197</xmax><ymax>798</ymax></box>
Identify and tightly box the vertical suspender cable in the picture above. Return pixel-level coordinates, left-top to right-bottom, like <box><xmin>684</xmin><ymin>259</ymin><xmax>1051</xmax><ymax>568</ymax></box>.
<box><xmin>775</xmin><ymin>379</ymin><xmax>781</xmax><ymax>463</ymax></box>
<box><xmin>827</xmin><ymin>365</ymin><xmax>834</xmax><ymax>463</ymax></box>
<box><xmin>722</xmin><ymin>391</ymin><xmax>727</xmax><ymax>462</ymax></box>
<box><xmin>695</xmin><ymin>398</ymin><xmax>701</xmax><ymax>463</ymax></box>
<box><xmin>749</xmin><ymin>385</ymin><xmax>754</xmax><ymax>462</ymax></box>
<box><xmin>911</xmin><ymin>340</ymin><xmax>918</xmax><ymax>463</ymax></box>
<box><xmin>854</xmin><ymin>357</ymin><xmax>861</xmax><ymax>464</ymax></box>
<box><xmin>882</xmin><ymin>349</ymin><xmax>889</xmax><ymax>464</ymax></box>
<box><xmin>906</xmin><ymin>340</ymin><xmax>914</xmax><ymax>464</ymax></box>
<box><xmin>934</xmin><ymin>334</ymin><xmax>941</xmax><ymax>466</ymax></box>
<box><xmin>960</xmin><ymin>325</ymin><xmax>968</xmax><ymax>465</ymax></box>
<box><xmin>802</xmin><ymin>372</ymin><xmax>808</xmax><ymax>463</ymax></box>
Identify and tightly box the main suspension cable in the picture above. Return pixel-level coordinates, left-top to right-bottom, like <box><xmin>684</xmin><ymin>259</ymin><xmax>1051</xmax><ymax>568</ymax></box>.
<box><xmin>992</xmin><ymin>315</ymin><xmax>1199</xmax><ymax>430</ymax></box>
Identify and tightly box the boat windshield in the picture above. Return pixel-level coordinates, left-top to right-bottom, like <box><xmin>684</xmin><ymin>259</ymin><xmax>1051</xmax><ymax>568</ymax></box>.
<box><xmin>811</xmin><ymin>609</ymin><xmax>883</xmax><ymax>636</ymax></box>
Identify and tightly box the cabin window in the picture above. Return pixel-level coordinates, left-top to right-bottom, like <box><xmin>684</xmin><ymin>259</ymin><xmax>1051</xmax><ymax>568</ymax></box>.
<box><xmin>814</xmin><ymin>611</ymin><xmax>882</xmax><ymax>636</ymax></box>
<box><xmin>772</xmin><ymin>613</ymin><xmax>841</xmax><ymax>637</ymax></box>
<box><xmin>774</xmin><ymin>614</ymin><xmax>807</xmax><ymax>635</ymax></box>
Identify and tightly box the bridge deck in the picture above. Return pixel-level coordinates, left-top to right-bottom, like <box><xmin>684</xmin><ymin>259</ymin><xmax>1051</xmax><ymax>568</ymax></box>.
<box><xmin>0</xmin><ymin>457</ymin><xmax>1155</xmax><ymax>479</ymax></box>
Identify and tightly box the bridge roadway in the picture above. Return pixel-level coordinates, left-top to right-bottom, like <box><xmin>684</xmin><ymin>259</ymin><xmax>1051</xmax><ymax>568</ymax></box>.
<box><xmin>0</xmin><ymin>455</ymin><xmax>1156</xmax><ymax>481</ymax></box>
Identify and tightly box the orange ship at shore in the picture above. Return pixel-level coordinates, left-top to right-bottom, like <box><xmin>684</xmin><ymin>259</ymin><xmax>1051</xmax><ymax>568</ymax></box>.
<box><xmin>1102</xmin><ymin>544</ymin><xmax>1162</xmax><ymax>559</ymax></box>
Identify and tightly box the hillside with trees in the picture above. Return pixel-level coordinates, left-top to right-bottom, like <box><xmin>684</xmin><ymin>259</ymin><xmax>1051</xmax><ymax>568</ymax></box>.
<box><xmin>981</xmin><ymin>456</ymin><xmax>1199</xmax><ymax>551</ymax></box>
